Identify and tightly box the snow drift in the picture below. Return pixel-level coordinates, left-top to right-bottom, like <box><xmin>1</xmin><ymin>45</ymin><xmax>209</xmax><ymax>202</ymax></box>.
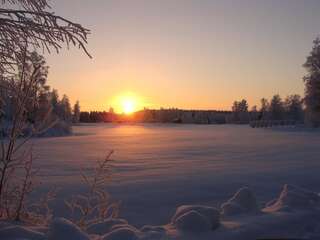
<box><xmin>1</xmin><ymin>184</ymin><xmax>320</xmax><ymax>240</ymax></box>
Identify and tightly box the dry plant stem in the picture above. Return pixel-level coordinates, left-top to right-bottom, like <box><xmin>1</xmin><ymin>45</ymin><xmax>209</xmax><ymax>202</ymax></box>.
<box><xmin>65</xmin><ymin>151</ymin><xmax>119</xmax><ymax>229</ymax></box>
<box><xmin>14</xmin><ymin>149</ymin><xmax>35</xmax><ymax>221</ymax></box>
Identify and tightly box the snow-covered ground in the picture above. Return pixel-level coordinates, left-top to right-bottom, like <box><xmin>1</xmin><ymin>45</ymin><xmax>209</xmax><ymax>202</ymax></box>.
<box><xmin>9</xmin><ymin>123</ymin><xmax>319</xmax><ymax>239</ymax></box>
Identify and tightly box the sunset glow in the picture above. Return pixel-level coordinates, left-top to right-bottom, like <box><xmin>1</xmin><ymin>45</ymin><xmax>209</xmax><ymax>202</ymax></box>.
<box><xmin>112</xmin><ymin>93</ymin><xmax>143</xmax><ymax>114</ymax></box>
<box><xmin>122</xmin><ymin>98</ymin><xmax>136</xmax><ymax>114</ymax></box>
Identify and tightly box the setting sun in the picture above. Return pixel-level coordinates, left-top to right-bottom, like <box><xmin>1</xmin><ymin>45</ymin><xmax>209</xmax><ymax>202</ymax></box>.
<box><xmin>122</xmin><ymin>98</ymin><xmax>136</xmax><ymax>114</ymax></box>
<box><xmin>112</xmin><ymin>93</ymin><xmax>142</xmax><ymax>114</ymax></box>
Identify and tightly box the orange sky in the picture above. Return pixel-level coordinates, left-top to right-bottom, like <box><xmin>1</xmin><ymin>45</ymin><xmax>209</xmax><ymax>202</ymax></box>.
<box><xmin>45</xmin><ymin>0</ymin><xmax>320</xmax><ymax>113</ymax></box>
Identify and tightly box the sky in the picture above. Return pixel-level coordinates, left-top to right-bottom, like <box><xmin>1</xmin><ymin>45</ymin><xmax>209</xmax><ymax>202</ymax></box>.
<box><xmin>45</xmin><ymin>0</ymin><xmax>320</xmax><ymax>112</ymax></box>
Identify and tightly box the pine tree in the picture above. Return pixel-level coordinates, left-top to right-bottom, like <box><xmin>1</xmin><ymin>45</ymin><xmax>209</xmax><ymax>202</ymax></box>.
<box><xmin>303</xmin><ymin>38</ymin><xmax>320</xmax><ymax>127</ymax></box>
<box><xmin>231</xmin><ymin>99</ymin><xmax>249</xmax><ymax>123</ymax></box>
<box><xmin>73</xmin><ymin>101</ymin><xmax>81</xmax><ymax>123</ymax></box>
<box><xmin>269</xmin><ymin>95</ymin><xmax>285</xmax><ymax>120</ymax></box>
<box><xmin>59</xmin><ymin>95</ymin><xmax>72</xmax><ymax>123</ymax></box>
<box><xmin>50</xmin><ymin>89</ymin><xmax>59</xmax><ymax>115</ymax></box>
<box><xmin>260</xmin><ymin>98</ymin><xmax>269</xmax><ymax>120</ymax></box>
<box><xmin>284</xmin><ymin>94</ymin><xmax>304</xmax><ymax>121</ymax></box>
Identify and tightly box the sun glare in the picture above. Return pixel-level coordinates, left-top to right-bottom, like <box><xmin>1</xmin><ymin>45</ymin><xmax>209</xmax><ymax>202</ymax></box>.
<box><xmin>122</xmin><ymin>98</ymin><xmax>136</xmax><ymax>114</ymax></box>
<box><xmin>112</xmin><ymin>92</ymin><xmax>145</xmax><ymax>114</ymax></box>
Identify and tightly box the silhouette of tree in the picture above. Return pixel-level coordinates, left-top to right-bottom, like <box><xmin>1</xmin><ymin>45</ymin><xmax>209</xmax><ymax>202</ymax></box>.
<box><xmin>232</xmin><ymin>99</ymin><xmax>249</xmax><ymax>123</ymax></box>
<box><xmin>59</xmin><ymin>95</ymin><xmax>72</xmax><ymax>123</ymax></box>
<box><xmin>303</xmin><ymin>38</ymin><xmax>320</xmax><ymax>126</ymax></box>
<box><xmin>269</xmin><ymin>94</ymin><xmax>285</xmax><ymax>120</ymax></box>
<box><xmin>72</xmin><ymin>100</ymin><xmax>80</xmax><ymax>123</ymax></box>
<box><xmin>284</xmin><ymin>94</ymin><xmax>304</xmax><ymax>121</ymax></box>
<box><xmin>50</xmin><ymin>89</ymin><xmax>59</xmax><ymax>116</ymax></box>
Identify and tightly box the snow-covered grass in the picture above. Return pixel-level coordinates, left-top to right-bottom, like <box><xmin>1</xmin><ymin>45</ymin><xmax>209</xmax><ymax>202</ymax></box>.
<box><xmin>8</xmin><ymin>123</ymin><xmax>318</xmax><ymax>239</ymax></box>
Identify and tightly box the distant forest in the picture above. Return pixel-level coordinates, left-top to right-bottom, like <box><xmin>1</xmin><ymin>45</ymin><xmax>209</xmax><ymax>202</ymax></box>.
<box><xmin>79</xmin><ymin>94</ymin><xmax>304</xmax><ymax>125</ymax></box>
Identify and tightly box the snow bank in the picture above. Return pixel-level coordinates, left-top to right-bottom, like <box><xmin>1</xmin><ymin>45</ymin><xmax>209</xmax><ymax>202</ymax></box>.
<box><xmin>87</xmin><ymin>218</ymin><xmax>128</xmax><ymax>235</ymax></box>
<box><xmin>2</xmin><ymin>185</ymin><xmax>320</xmax><ymax>240</ymax></box>
<box><xmin>102</xmin><ymin>226</ymin><xmax>140</xmax><ymax>240</ymax></box>
<box><xmin>0</xmin><ymin>225</ymin><xmax>45</xmax><ymax>240</ymax></box>
<box><xmin>140</xmin><ymin>225</ymin><xmax>167</xmax><ymax>240</ymax></box>
<box><xmin>174</xmin><ymin>210</ymin><xmax>212</xmax><ymax>232</ymax></box>
<box><xmin>47</xmin><ymin>218</ymin><xmax>89</xmax><ymax>240</ymax></box>
<box><xmin>171</xmin><ymin>205</ymin><xmax>220</xmax><ymax>232</ymax></box>
<box><xmin>36</xmin><ymin>121</ymin><xmax>72</xmax><ymax>137</ymax></box>
<box><xmin>221</xmin><ymin>187</ymin><xmax>260</xmax><ymax>216</ymax></box>
<box><xmin>264</xmin><ymin>184</ymin><xmax>320</xmax><ymax>212</ymax></box>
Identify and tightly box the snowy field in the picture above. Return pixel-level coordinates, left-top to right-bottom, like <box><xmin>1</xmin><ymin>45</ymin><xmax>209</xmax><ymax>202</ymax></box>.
<box><xmin>28</xmin><ymin>123</ymin><xmax>320</xmax><ymax>228</ymax></box>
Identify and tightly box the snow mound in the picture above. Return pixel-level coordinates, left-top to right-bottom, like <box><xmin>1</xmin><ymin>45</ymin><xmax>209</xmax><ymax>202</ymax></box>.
<box><xmin>102</xmin><ymin>226</ymin><xmax>140</xmax><ymax>240</ymax></box>
<box><xmin>47</xmin><ymin>218</ymin><xmax>89</xmax><ymax>240</ymax></box>
<box><xmin>173</xmin><ymin>210</ymin><xmax>212</xmax><ymax>232</ymax></box>
<box><xmin>171</xmin><ymin>205</ymin><xmax>220</xmax><ymax>231</ymax></box>
<box><xmin>109</xmin><ymin>223</ymin><xmax>139</xmax><ymax>233</ymax></box>
<box><xmin>140</xmin><ymin>225</ymin><xmax>167</xmax><ymax>240</ymax></box>
<box><xmin>264</xmin><ymin>184</ymin><xmax>320</xmax><ymax>212</ymax></box>
<box><xmin>140</xmin><ymin>225</ymin><xmax>166</xmax><ymax>233</ymax></box>
<box><xmin>87</xmin><ymin>218</ymin><xmax>128</xmax><ymax>235</ymax></box>
<box><xmin>221</xmin><ymin>187</ymin><xmax>260</xmax><ymax>216</ymax></box>
<box><xmin>0</xmin><ymin>225</ymin><xmax>45</xmax><ymax>240</ymax></box>
<box><xmin>36</xmin><ymin>121</ymin><xmax>72</xmax><ymax>137</ymax></box>
<box><xmin>140</xmin><ymin>230</ymin><xmax>166</xmax><ymax>240</ymax></box>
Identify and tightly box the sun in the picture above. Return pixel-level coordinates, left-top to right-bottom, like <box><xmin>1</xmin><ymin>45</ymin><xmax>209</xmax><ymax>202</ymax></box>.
<box><xmin>112</xmin><ymin>93</ymin><xmax>143</xmax><ymax>114</ymax></box>
<box><xmin>122</xmin><ymin>98</ymin><xmax>136</xmax><ymax>114</ymax></box>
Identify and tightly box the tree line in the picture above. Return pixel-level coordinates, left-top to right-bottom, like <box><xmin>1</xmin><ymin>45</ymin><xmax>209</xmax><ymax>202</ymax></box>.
<box><xmin>230</xmin><ymin>37</ymin><xmax>320</xmax><ymax>126</ymax></box>
<box><xmin>231</xmin><ymin>94</ymin><xmax>304</xmax><ymax>124</ymax></box>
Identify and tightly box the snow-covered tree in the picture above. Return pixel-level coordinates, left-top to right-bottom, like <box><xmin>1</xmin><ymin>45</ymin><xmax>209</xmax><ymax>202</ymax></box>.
<box><xmin>303</xmin><ymin>38</ymin><xmax>320</xmax><ymax>127</ymax></box>
<box><xmin>0</xmin><ymin>0</ymin><xmax>90</xmax><ymax>221</ymax></box>
<box><xmin>59</xmin><ymin>95</ymin><xmax>72</xmax><ymax>123</ymax></box>
<box><xmin>72</xmin><ymin>101</ymin><xmax>81</xmax><ymax>123</ymax></box>
<box><xmin>50</xmin><ymin>89</ymin><xmax>59</xmax><ymax>115</ymax></box>
<box><xmin>231</xmin><ymin>99</ymin><xmax>249</xmax><ymax>123</ymax></box>
<box><xmin>284</xmin><ymin>94</ymin><xmax>304</xmax><ymax>121</ymax></box>
<box><xmin>260</xmin><ymin>98</ymin><xmax>269</xmax><ymax>120</ymax></box>
<box><xmin>269</xmin><ymin>95</ymin><xmax>285</xmax><ymax>120</ymax></box>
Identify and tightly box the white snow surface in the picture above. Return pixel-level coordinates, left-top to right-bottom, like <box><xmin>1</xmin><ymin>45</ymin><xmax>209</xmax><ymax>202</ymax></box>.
<box><xmin>2</xmin><ymin>184</ymin><xmax>320</xmax><ymax>239</ymax></box>
<box><xmin>11</xmin><ymin>123</ymin><xmax>320</xmax><ymax>239</ymax></box>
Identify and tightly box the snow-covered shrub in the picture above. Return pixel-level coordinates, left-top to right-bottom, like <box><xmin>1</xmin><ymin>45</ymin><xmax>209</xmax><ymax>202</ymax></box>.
<box><xmin>221</xmin><ymin>187</ymin><xmax>260</xmax><ymax>216</ymax></box>
<box><xmin>171</xmin><ymin>205</ymin><xmax>220</xmax><ymax>232</ymax></box>
<box><xmin>47</xmin><ymin>218</ymin><xmax>89</xmax><ymax>240</ymax></box>
<box><xmin>264</xmin><ymin>184</ymin><xmax>320</xmax><ymax>212</ymax></box>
